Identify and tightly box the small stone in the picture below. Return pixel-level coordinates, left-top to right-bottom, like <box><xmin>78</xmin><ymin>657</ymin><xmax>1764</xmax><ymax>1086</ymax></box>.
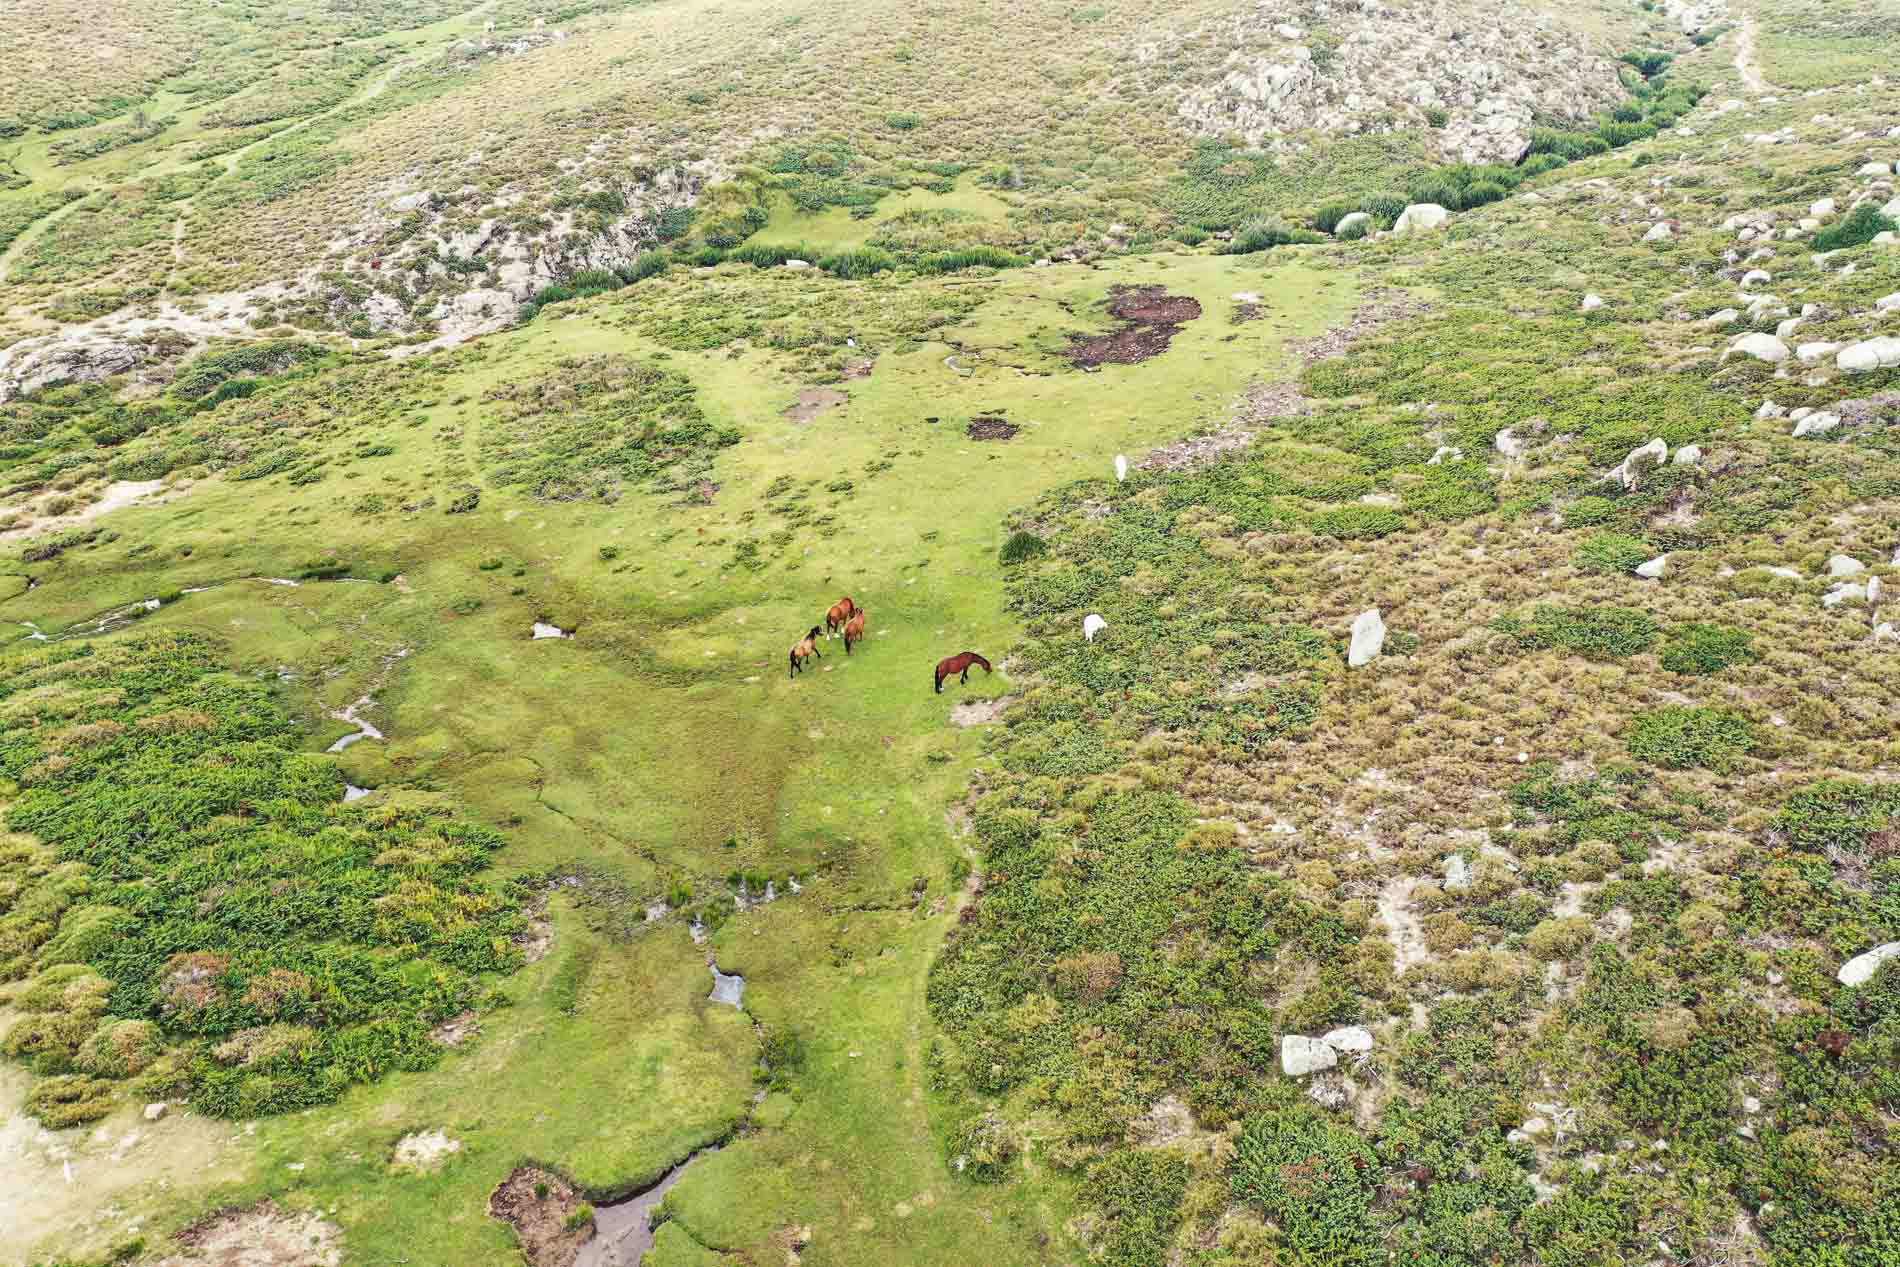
<box><xmin>1321</xmin><ymin>1025</ymin><xmax>1374</xmax><ymax>1054</ymax></box>
<box><xmin>1743</xmin><ymin>1096</ymin><xmax>1763</xmax><ymax>1114</ymax></box>
<box><xmin>1581</xmin><ymin>292</ymin><xmax>1605</xmax><ymax>311</ymax></box>
<box><xmin>1741</xmin><ymin>268</ymin><xmax>1772</xmax><ymax>288</ymax></box>
<box><xmin>1824</xmin><ymin>582</ymin><xmax>1867</xmax><ymax>608</ymax></box>
<box><xmin>1635</xmin><ymin>554</ymin><xmax>1669</xmax><ymax>579</ymax></box>
<box><xmin>1828</xmin><ymin>555</ymin><xmax>1866</xmax><ymax>577</ymax></box>
<box><xmin>1702</xmin><ymin>308</ymin><xmax>1740</xmax><ymax>326</ymax></box>
<box><xmin>1281</xmin><ymin>1035</ymin><xmax>1339</xmax><ymax>1077</ymax></box>
<box><xmin>1727</xmin><ymin>333</ymin><xmax>1789</xmax><ymax>363</ymax></box>
<box><xmin>1793</xmin><ymin>412</ymin><xmax>1842</xmax><ymax>437</ymax></box>
<box><xmin>1348</xmin><ymin>608</ymin><xmax>1386</xmax><ymax>668</ymax></box>
<box><xmin>1643</xmin><ymin>222</ymin><xmax>1673</xmax><ymax>242</ymax></box>
<box><xmin>1811</xmin><ymin>198</ymin><xmax>1837</xmax><ymax>217</ymax></box>
<box><xmin>1494</xmin><ymin>427</ymin><xmax>1526</xmax><ymax>458</ymax></box>
<box><xmin>1672</xmin><ymin>444</ymin><xmax>1703</xmax><ymax>466</ymax></box>
<box><xmin>143</xmin><ymin>1103</ymin><xmax>167</xmax><ymax>1122</ymax></box>
<box><xmin>1444</xmin><ymin>854</ymin><xmax>1471</xmax><ymax>890</ymax></box>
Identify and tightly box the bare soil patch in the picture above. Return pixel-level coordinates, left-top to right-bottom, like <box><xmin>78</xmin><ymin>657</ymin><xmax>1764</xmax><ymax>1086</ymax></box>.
<box><xmin>157</xmin><ymin>1201</ymin><xmax>341</xmax><ymax>1267</ymax></box>
<box><xmin>782</xmin><ymin>388</ymin><xmax>847</xmax><ymax>424</ymax></box>
<box><xmin>949</xmin><ymin>696</ymin><xmax>1014</xmax><ymax>726</ymax></box>
<box><xmin>391</xmin><ymin>1128</ymin><xmax>461</xmax><ymax>1173</ymax></box>
<box><xmin>489</xmin><ymin>1166</ymin><xmax>595</xmax><ymax>1267</ymax></box>
<box><xmin>1070</xmin><ymin>285</ymin><xmax>1203</xmax><ymax>367</ymax></box>
<box><xmin>966</xmin><ymin>416</ymin><xmax>1019</xmax><ymax>441</ymax></box>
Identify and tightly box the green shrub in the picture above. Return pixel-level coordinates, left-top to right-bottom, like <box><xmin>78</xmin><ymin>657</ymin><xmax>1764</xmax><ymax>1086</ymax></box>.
<box><xmin>1360</xmin><ymin>193</ymin><xmax>1408</xmax><ymax>227</ymax></box>
<box><xmin>727</xmin><ymin>241</ymin><xmax>819</xmax><ymax>268</ymax></box>
<box><xmin>1574</xmin><ymin>532</ymin><xmax>1651</xmax><ymax>574</ymax></box>
<box><xmin>1562</xmin><ymin>495</ymin><xmax>1619</xmax><ymax>527</ymax></box>
<box><xmin>1222</xmin><ymin>217</ymin><xmax>1323</xmax><ymax>254</ymax></box>
<box><xmin>818</xmin><ymin>247</ymin><xmax>897</xmax><ymax>278</ymax></box>
<box><xmin>1626</xmin><ymin>707</ymin><xmax>1755</xmax><ymax>772</ymax></box>
<box><xmin>1659</xmin><ymin>623</ymin><xmax>1756</xmax><ymax>674</ymax></box>
<box><xmin>1233</xmin><ymin>1108</ymin><xmax>1378</xmax><ymax>1265</ymax></box>
<box><xmin>953</xmin><ymin>1110</ymin><xmax>1018</xmax><ymax>1182</ymax></box>
<box><xmin>1495</xmin><ymin>605</ymin><xmax>1659</xmax><ymax>660</ymax></box>
<box><xmin>1336</xmin><ymin>216</ymin><xmax>1370</xmax><ymax>241</ymax></box>
<box><xmin>1813</xmin><ymin>204</ymin><xmax>1898</xmax><ymax>252</ymax></box>
<box><xmin>24</xmin><ymin>1073</ymin><xmax>116</xmax><ymax>1127</ymax></box>
<box><xmin>1082</xmin><ymin>1150</ymin><xmax>1189</xmax><ymax>1266</ymax></box>
<box><xmin>1173</xmin><ymin>225</ymin><xmax>1208</xmax><ymax>246</ymax></box>
<box><xmin>1309</xmin><ymin>505</ymin><xmax>1405</xmax><ymax>539</ymax></box>
<box><xmin>916</xmin><ymin>246</ymin><xmax>1025</xmax><ymax>273</ymax></box>
<box><xmin>618</xmin><ymin>250</ymin><xmax>668</xmax><ymax>283</ymax></box>
<box><xmin>998</xmin><ymin>530</ymin><xmax>1048</xmax><ymax>564</ymax></box>
<box><xmin>1462</xmin><ymin>179</ymin><xmax>1509</xmax><ymax>208</ymax></box>
<box><xmin>1313</xmin><ymin>201</ymin><xmax>1360</xmax><ymax>233</ymax></box>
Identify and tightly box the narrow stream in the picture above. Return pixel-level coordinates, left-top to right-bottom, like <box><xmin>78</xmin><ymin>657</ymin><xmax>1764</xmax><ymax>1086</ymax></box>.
<box><xmin>574</xmin><ymin>1152</ymin><xmax>714</xmax><ymax>1267</ymax></box>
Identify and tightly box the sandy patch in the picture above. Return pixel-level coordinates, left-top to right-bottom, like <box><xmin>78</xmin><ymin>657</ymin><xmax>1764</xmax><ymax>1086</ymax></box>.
<box><xmin>782</xmin><ymin>388</ymin><xmax>847</xmax><ymax>424</ymax></box>
<box><xmin>948</xmin><ymin>696</ymin><xmax>1014</xmax><ymax>726</ymax></box>
<box><xmin>156</xmin><ymin>1201</ymin><xmax>341</xmax><ymax>1267</ymax></box>
<box><xmin>2</xmin><ymin>479</ymin><xmax>175</xmax><ymax>540</ymax></box>
<box><xmin>391</xmin><ymin>1128</ymin><xmax>461</xmax><ymax>1173</ymax></box>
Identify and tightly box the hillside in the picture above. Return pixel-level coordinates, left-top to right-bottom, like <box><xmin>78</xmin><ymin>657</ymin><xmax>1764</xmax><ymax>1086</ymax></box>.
<box><xmin>3</xmin><ymin>1</ymin><xmax>1899</xmax><ymax>1266</ymax></box>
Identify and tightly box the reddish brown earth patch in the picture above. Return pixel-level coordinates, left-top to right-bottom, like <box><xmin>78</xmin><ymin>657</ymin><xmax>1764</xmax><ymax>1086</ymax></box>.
<box><xmin>782</xmin><ymin>388</ymin><xmax>847</xmax><ymax>424</ymax></box>
<box><xmin>1070</xmin><ymin>285</ymin><xmax>1203</xmax><ymax>367</ymax></box>
<box><xmin>841</xmin><ymin>358</ymin><xmax>875</xmax><ymax>379</ymax></box>
<box><xmin>1106</xmin><ymin>286</ymin><xmax>1203</xmax><ymax>325</ymax></box>
<box><xmin>489</xmin><ymin>1166</ymin><xmax>595</xmax><ymax>1267</ymax></box>
<box><xmin>966</xmin><ymin>416</ymin><xmax>1019</xmax><ymax>441</ymax></box>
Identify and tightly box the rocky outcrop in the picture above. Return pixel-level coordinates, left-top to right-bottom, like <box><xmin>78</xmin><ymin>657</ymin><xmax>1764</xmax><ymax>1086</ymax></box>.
<box><xmin>0</xmin><ymin>337</ymin><xmax>141</xmax><ymax>404</ymax></box>
<box><xmin>1169</xmin><ymin>1</ymin><xmax>1625</xmax><ymax>164</ymax></box>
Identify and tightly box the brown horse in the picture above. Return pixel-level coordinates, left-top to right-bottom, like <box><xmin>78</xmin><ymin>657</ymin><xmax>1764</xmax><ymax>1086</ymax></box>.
<box><xmin>789</xmin><ymin>626</ymin><xmax>823</xmax><ymax>679</ymax></box>
<box><xmin>934</xmin><ymin>651</ymin><xmax>992</xmax><ymax>694</ymax></box>
<box><xmin>842</xmin><ymin>608</ymin><xmax>867</xmax><ymax>654</ymax></box>
<box><xmin>825</xmin><ymin>596</ymin><xmax>856</xmax><ymax>638</ymax></box>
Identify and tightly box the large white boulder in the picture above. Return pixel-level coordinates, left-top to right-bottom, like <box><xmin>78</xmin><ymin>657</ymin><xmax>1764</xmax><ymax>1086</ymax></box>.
<box><xmin>1838</xmin><ymin>337</ymin><xmax>1900</xmax><ymax>373</ymax></box>
<box><xmin>1348</xmin><ymin>608</ymin><xmax>1386</xmax><ymax>667</ymax></box>
<box><xmin>1797</xmin><ymin>341</ymin><xmax>1843</xmax><ymax>365</ymax></box>
<box><xmin>1282</xmin><ymin>1035</ymin><xmax>1339</xmax><ymax>1076</ymax></box>
<box><xmin>1828</xmin><ymin>555</ymin><xmax>1866</xmax><ymax>577</ymax></box>
<box><xmin>1856</xmin><ymin>161</ymin><xmax>1895</xmax><ymax>177</ymax></box>
<box><xmin>1839</xmin><ymin>942</ymin><xmax>1900</xmax><ymax>987</ymax></box>
<box><xmin>1702</xmin><ymin>308</ymin><xmax>1740</xmax><ymax>326</ymax></box>
<box><xmin>1612</xmin><ymin>438</ymin><xmax>1669</xmax><ymax>488</ymax></box>
<box><xmin>1335</xmin><ymin>211</ymin><xmax>1372</xmax><ymax>236</ymax></box>
<box><xmin>1792</xmin><ymin>413</ymin><xmax>1842</xmax><ymax>437</ymax></box>
<box><xmin>1393</xmin><ymin>203</ymin><xmax>1450</xmax><ymax>235</ymax></box>
<box><xmin>1728</xmin><ymin>333</ymin><xmax>1789</xmax><ymax>363</ymax></box>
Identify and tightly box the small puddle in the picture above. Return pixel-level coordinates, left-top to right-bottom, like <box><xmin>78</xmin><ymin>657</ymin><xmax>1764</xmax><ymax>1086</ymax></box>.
<box><xmin>531</xmin><ymin>622</ymin><xmax>573</xmax><ymax>640</ymax></box>
<box><xmin>708</xmin><ymin>961</ymin><xmax>744</xmax><ymax>1009</ymax></box>
<box><xmin>574</xmin><ymin>1150</ymin><xmax>717</xmax><ymax>1267</ymax></box>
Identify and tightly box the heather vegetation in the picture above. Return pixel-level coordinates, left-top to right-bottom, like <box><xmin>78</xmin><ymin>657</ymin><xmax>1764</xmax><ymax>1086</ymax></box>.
<box><xmin>3</xmin><ymin>0</ymin><xmax>1900</xmax><ymax>1265</ymax></box>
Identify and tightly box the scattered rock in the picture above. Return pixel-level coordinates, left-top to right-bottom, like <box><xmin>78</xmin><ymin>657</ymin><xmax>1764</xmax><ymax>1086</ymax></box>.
<box><xmin>1824</xmin><ymin>582</ymin><xmax>1867</xmax><ymax>608</ymax></box>
<box><xmin>1702</xmin><ymin>308</ymin><xmax>1740</xmax><ymax>326</ymax></box>
<box><xmin>143</xmin><ymin>1102</ymin><xmax>167</xmax><ymax>1122</ymax></box>
<box><xmin>1672</xmin><ymin>444</ymin><xmax>1703</xmax><ymax>466</ymax></box>
<box><xmin>1393</xmin><ymin>203</ymin><xmax>1450</xmax><ymax>235</ymax></box>
<box><xmin>1792</xmin><ymin>412</ymin><xmax>1842</xmax><ymax>437</ymax></box>
<box><xmin>1348</xmin><ymin>608</ymin><xmax>1386</xmax><ymax>667</ymax></box>
<box><xmin>1281</xmin><ymin>1035</ymin><xmax>1338</xmax><ymax>1077</ymax></box>
<box><xmin>1444</xmin><ymin>854</ymin><xmax>1471</xmax><ymax>890</ymax></box>
<box><xmin>1580</xmin><ymin>293</ymin><xmax>1604</xmax><ymax>311</ymax></box>
<box><xmin>1635</xmin><ymin>554</ymin><xmax>1669</xmax><ymax>579</ymax></box>
<box><xmin>1839</xmin><ymin>942</ymin><xmax>1900</xmax><ymax>987</ymax></box>
<box><xmin>1727</xmin><ymin>333</ymin><xmax>1788</xmax><ymax>363</ymax></box>
<box><xmin>1611</xmin><ymin>437</ymin><xmax>1668</xmax><ymax>488</ymax></box>
<box><xmin>1322</xmin><ymin>1025</ymin><xmax>1374</xmax><ymax>1054</ymax></box>
<box><xmin>1828</xmin><ymin>555</ymin><xmax>1866</xmax><ymax>577</ymax></box>
<box><xmin>1494</xmin><ymin>427</ymin><xmax>1526</xmax><ymax>458</ymax></box>
<box><xmin>1335</xmin><ymin>211</ymin><xmax>1371</xmax><ymax>236</ymax></box>
<box><xmin>1838</xmin><ymin>337</ymin><xmax>1900</xmax><ymax>374</ymax></box>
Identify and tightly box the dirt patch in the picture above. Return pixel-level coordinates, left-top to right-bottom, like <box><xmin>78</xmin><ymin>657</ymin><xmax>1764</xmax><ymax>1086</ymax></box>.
<box><xmin>1107</xmin><ymin>286</ymin><xmax>1203</xmax><ymax>325</ymax></box>
<box><xmin>516</xmin><ymin>904</ymin><xmax>553</xmax><ymax>963</ymax></box>
<box><xmin>782</xmin><ymin>388</ymin><xmax>847</xmax><ymax>424</ymax></box>
<box><xmin>948</xmin><ymin>696</ymin><xmax>1014</xmax><ymax>726</ymax></box>
<box><xmin>430</xmin><ymin>1011</ymin><xmax>480</xmax><ymax>1046</ymax></box>
<box><xmin>1070</xmin><ymin>285</ymin><xmax>1203</xmax><ymax>367</ymax></box>
<box><xmin>391</xmin><ymin>1128</ymin><xmax>461</xmax><ymax>1173</ymax></box>
<box><xmin>157</xmin><ymin>1200</ymin><xmax>341</xmax><ymax>1267</ymax></box>
<box><xmin>2</xmin><ymin>478</ymin><xmax>179</xmax><ymax>540</ymax></box>
<box><xmin>841</xmin><ymin>358</ymin><xmax>875</xmax><ymax>380</ymax></box>
<box><xmin>1142</xmin><ymin>291</ymin><xmax>1427</xmax><ymax>473</ymax></box>
<box><xmin>489</xmin><ymin>1166</ymin><xmax>595</xmax><ymax>1267</ymax></box>
<box><xmin>966</xmin><ymin>416</ymin><xmax>1019</xmax><ymax>441</ymax></box>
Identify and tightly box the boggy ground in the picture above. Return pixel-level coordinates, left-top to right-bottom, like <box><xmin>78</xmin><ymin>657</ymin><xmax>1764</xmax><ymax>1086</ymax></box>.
<box><xmin>0</xmin><ymin>248</ymin><xmax>1354</xmax><ymax>1265</ymax></box>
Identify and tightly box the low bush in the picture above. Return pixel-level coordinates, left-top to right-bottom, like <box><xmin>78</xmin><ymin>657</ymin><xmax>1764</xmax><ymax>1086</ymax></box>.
<box><xmin>1626</xmin><ymin>706</ymin><xmax>1755</xmax><ymax>772</ymax></box>
<box><xmin>1813</xmin><ymin>204</ymin><xmax>1898</xmax><ymax>252</ymax></box>
<box><xmin>818</xmin><ymin>247</ymin><xmax>897</xmax><ymax>278</ymax></box>
<box><xmin>1574</xmin><ymin>532</ymin><xmax>1652</xmax><ymax>574</ymax></box>
<box><xmin>998</xmin><ymin>530</ymin><xmax>1047</xmax><ymax>564</ymax></box>
<box><xmin>1659</xmin><ymin>622</ymin><xmax>1756</xmax><ymax>675</ymax></box>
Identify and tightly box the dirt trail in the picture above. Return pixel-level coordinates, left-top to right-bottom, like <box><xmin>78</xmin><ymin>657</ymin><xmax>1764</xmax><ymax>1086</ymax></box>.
<box><xmin>1735</xmin><ymin>16</ymin><xmax>1768</xmax><ymax>94</ymax></box>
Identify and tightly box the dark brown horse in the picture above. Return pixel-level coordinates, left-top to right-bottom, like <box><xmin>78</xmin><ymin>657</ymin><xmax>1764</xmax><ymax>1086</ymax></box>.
<box><xmin>842</xmin><ymin>608</ymin><xmax>867</xmax><ymax>654</ymax></box>
<box><xmin>789</xmin><ymin>626</ymin><xmax>823</xmax><ymax>678</ymax></box>
<box><xmin>934</xmin><ymin>651</ymin><xmax>991</xmax><ymax>694</ymax></box>
<box><xmin>825</xmin><ymin>596</ymin><xmax>856</xmax><ymax>638</ymax></box>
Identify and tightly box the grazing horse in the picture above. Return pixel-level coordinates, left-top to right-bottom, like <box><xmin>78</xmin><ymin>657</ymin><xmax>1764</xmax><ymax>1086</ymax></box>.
<box><xmin>789</xmin><ymin>626</ymin><xmax>823</xmax><ymax>678</ymax></box>
<box><xmin>934</xmin><ymin>651</ymin><xmax>992</xmax><ymax>694</ymax></box>
<box><xmin>825</xmin><ymin>596</ymin><xmax>856</xmax><ymax>638</ymax></box>
<box><xmin>842</xmin><ymin>608</ymin><xmax>867</xmax><ymax>654</ymax></box>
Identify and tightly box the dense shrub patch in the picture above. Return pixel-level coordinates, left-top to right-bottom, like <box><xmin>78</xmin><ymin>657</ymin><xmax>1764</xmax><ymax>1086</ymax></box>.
<box><xmin>0</xmin><ymin>634</ymin><xmax>521</xmax><ymax>1123</ymax></box>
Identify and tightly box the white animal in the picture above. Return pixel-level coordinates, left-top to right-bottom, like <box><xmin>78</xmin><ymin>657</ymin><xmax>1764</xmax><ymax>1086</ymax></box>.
<box><xmin>1114</xmin><ymin>454</ymin><xmax>1128</xmax><ymax>482</ymax></box>
<box><xmin>1083</xmin><ymin>614</ymin><xmax>1107</xmax><ymax>643</ymax></box>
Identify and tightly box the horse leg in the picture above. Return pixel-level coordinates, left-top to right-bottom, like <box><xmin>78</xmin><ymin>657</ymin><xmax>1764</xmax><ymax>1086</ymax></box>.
<box><xmin>960</xmin><ymin>668</ymin><xmax>970</xmax><ymax>684</ymax></box>
<box><xmin>935</xmin><ymin>670</ymin><xmax>943</xmax><ymax>694</ymax></box>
